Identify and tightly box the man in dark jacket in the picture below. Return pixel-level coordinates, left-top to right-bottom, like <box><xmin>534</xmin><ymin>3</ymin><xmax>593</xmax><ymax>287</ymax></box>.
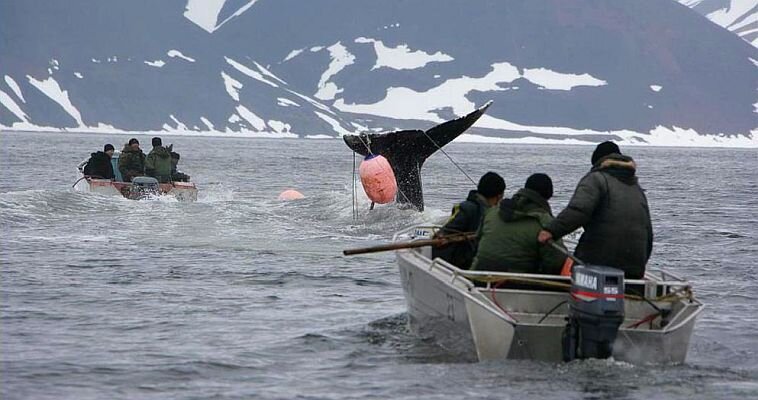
<box><xmin>473</xmin><ymin>174</ymin><xmax>568</xmax><ymax>274</ymax></box>
<box><xmin>83</xmin><ymin>144</ymin><xmax>115</xmax><ymax>179</ymax></box>
<box><xmin>145</xmin><ymin>137</ymin><xmax>172</xmax><ymax>183</ymax></box>
<box><xmin>432</xmin><ymin>172</ymin><xmax>505</xmax><ymax>269</ymax></box>
<box><xmin>118</xmin><ymin>138</ymin><xmax>146</xmax><ymax>182</ymax></box>
<box><xmin>170</xmin><ymin>151</ymin><xmax>191</xmax><ymax>182</ymax></box>
<box><xmin>538</xmin><ymin>142</ymin><xmax>653</xmax><ymax>278</ymax></box>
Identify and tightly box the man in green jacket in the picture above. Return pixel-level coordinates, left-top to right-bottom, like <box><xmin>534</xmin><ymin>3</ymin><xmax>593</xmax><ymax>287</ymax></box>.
<box><xmin>145</xmin><ymin>137</ymin><xmax>173</xmax><ymax>183</ymax></box>
<box><xmin>472</xmin><ymin>173</ymin><xmax>567</xmax><ymax>274</ymax></box>
<box><xmin>538</xmin><ymin>142</ymin><xmax>653</xmax><ymax>278</ymax></box>
<box><xmin>432</xmin><ymin>172</ymin><xmax>505</xmax><ymax>269</ymax></box>
<box><xmin>118</xmin><ymin>138</ymin><xmax>146</xmax><ymax>182</ymax></box>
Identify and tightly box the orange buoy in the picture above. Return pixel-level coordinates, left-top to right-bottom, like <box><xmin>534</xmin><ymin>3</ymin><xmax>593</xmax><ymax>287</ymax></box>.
<box><xmin>278</xmin><ymin>189</ymin><xmax>305</xmax><ymax>201</ymax></box>
<box><xmin>359</xmin><ymin>154</ymin><xmax>397</xmax><ymax>204</ymax></box>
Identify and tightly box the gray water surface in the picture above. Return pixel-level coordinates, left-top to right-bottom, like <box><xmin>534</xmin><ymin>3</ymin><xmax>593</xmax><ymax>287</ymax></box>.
<box><xmin>1</xmin><ymin>131</ymin><xmax>757</xmax><ymax>399</ymax></box>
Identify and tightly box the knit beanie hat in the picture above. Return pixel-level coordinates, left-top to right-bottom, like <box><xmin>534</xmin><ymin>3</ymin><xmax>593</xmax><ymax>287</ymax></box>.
<box><xmin>477</xmin><ymin>172</ymin><xmax>506</xmax><ymax>198</ymax></box>
<box><xmin>128</xmin><ymin>138</ymin><xmax>139</xmax><ymax>146</ymax></box>
<box><xmin>525</xmin><ymin>173</ymin><xmax>553</xmax><ymax>200</ymax></box>
<box><xmin>591</xmin><ymin>141</ymin><xmax>621</xmax><ymax>165</ymax></box>
<box><xmin>104</xmin><ymin>144</ymin><xmax>115</xmax><ymax>152</ymax></box>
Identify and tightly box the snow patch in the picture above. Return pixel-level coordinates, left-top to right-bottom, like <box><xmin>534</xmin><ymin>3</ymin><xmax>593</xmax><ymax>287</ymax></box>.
<box><xmin>225</xmin><ymin>57</ymin><xmax>278</xmax><ymax>87</ymax></box>
<box><xmin>4</xmin><ymin>76</ymin><xmax>25</xmax><ymax>103</ymax></box>
<box><xmin>228</xmin><ymin>114</ymin><xmax>242</xmax><ymax>123</ymax></box>
<box><xmin>267</xmin><ymin>120</ymin><xmax>291</xmax><ymax>134</ymax></box>
<box><xmin>277</xmin><ymin>97</ymin><xmax>300</xmax><ymax>107</ymax></box>
<box><xmin>145</xmin><ymin>60</ymin><xmax>166</xmax><ymax>68</ymax></box>
<box><xmin>221</xmin><ymin>71</ymin><xmax>243</xmax><ymax>101</ymax></box>
<box><xmin>235</xmin><ymin>105</ymin><xmax>266</xmax><ymax>131</ymax></box>
<box><xmin>522</xmin><ymin>68</ymin><xmax>607</xmax><ymax>90</ymax></box>
<box><xmin>315</xmin><ymin>42</ymin><xmax>355</xmax><ymax>100</ymax></box>
<box><xmin>284</xmin><ymin>49</ymin><xmax>304</xmax><ymax>62</ymax></box>
<box><xmin>314</xmin><ymin>111</ymin><xmax>354</xmax><ymax>136</ymax></box>
<box><xmin>335</xmin><ymin>62</ymin><xmax>521</xmax><ymax>121</ymax></box>
<box><xmin>74</xmin><ymin>72</ymin><xmax>83</xmax><ymax>79</ymax></box>
<box><xmin>310</xmin><ymin>46</ymin><xmax>324</xmax><ymax>52</ymax></box>
<box><xmin>201</xmin><ymin>117</ymin><xmax>215</xmax><ymax>130</ymax></box>
<box><xmin>183</xmin><ymin>0</ymin><xmax>261</xmax><ymax>34</ymax></box>
<box><xmin>355</xmin><ymin>37</ymin><xmax>454</xmax><ymax>70</ymax></box>
<box><xmin>91</xmin><ymin>58</ymin><xmax>101</xmax><ymax>63</ymax></box>
<box><xmin>184</xmin><ymin>0</ymin><xmax>226</xmax><ymax>33</ymax></box>
<box><xmin>252</xmin><ymin>61</ymin><xmax>287</xmax><ymax>85</ymax></box>
<box><xmin>26</xmin><ymin>76</ymin><xmax>83</xmax><ymax>126</ymax></box>
<box><xmin>169</xmin><ymin>115</ymin><xmax>188</xmax><ymax>130</ymax></box>
<box><xmin>167</xmin><ymin>50</ymin><xmax>196</xmax><ymax>62</ymax></box>
<box><xmin>650</xmin><ymin>85</ymin><xmax>662</xmax><ymax>92</ymax></box>
<box><xmin>0</xmin><ymin>89</ymin><xmax>28</xmax><ymax>122</ymax></box>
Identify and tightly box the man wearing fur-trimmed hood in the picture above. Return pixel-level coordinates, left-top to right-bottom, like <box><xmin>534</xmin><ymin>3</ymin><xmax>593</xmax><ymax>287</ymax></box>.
<box><xmin>538</xmin><ymin>141</ymin><xmax>653</xmax><ymax>278</ymax></box>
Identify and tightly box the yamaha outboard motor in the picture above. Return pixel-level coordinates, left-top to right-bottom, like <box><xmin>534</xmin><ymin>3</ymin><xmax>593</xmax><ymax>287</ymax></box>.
<box><xmin>562</xmin><ymin>264</ymin><xmax>625</xmax><ymax>361</ymax></box>
<box><xmin>128</xmin><ymin>176</ymin><xmax>160</xmax><ymax>200</ymax></box>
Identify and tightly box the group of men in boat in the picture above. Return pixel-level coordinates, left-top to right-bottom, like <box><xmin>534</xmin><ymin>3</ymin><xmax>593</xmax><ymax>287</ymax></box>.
<box><xmin>433</xmin><ymin>141</ymin><xmax>652</xmax><ymax>279</ymax></box>
<box><xmin>83</xmin><ymin>137</ymin><xmax>190</xmax><ymax>183</ymax></box>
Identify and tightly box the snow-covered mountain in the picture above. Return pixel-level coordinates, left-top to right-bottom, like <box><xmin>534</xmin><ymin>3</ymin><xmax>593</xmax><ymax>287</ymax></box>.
<box><xmin>679</xmin><ymin>0</ymin><xmax>758</xmax><ymax>46</ymax></box>
<box><xmin>1</xmin><ymin>0</ymin><xmax>756</xmax><ymax>147</ymax></box>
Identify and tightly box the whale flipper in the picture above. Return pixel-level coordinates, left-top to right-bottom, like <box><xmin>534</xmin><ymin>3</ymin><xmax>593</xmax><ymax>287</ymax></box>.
<box><xmin>343</xmin><ymin>102</ymin><xmax>492</xmax><ymax>211</ymax></box>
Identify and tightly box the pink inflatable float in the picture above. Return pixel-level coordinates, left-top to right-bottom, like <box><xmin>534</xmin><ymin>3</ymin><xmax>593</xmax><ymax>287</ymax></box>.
<box><xmin>278</xmin><ymin>189</ymin><xmax>305</xmax><ymax>201</ymax></box>
<box><xmin>359</xmin><ymin>155</ymin><xmax>397</xmax><ymax>204</ymax></box>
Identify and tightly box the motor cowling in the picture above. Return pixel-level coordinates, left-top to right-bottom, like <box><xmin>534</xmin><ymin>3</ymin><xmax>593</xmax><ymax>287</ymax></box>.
<box><xmin>562</xmin><ymin>264</ymin><xmax>625</xmax><ymax>361</ymax></box>
<box><xmin>128</xmin><ymin>176</ymin><xmax>160</xmax><ymax>200</ymax></box>
<box><xmin>359</xmin><ymin>154</ymin><xmax>397</xmax><ymax>204</ymax></box>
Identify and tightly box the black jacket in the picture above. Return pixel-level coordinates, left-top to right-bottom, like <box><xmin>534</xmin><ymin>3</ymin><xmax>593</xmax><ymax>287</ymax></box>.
<box><xmin>432</xmin><ymin>190</ymin><xmax>491</xmax><ymax>269</ymax></box>
<box><xmin>83</xmin><ymin>151</ymin><xmax>114</xmax><ymax>179</ymax></box>
<box><xmin>545</xmin><ymin>154</ymin><xmax>653</xmax><ymax>278</ymax></box>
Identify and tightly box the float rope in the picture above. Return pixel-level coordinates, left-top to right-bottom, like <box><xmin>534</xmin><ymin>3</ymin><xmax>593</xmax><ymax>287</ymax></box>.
<box><xmin>421</xmin><ymin>130</ymin><xmax>476</xmax><ymax>185</ymax></box>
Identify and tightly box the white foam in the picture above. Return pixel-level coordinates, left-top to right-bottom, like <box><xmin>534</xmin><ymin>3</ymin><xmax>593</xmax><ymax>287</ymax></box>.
<box><xmin>221</xmin><ymin>71</ymin><xmax>243</xmax><ymax>101</ymax></box>
<box><xmin>145</xmin><ymin>60</ymin><xmax>166</xmax><ymax>68</ymax></box>
<box><xmin>650</xmin><ymin>85</ymin><xmax>662</xmax><ymax>92</ymax></box>
<box><xmin>225</xmin><ymin>57</ymin><xmax>278</xmax><ymax>87</ymax></box>
<box><xmin>355</xmin><ymin>37</ymin><xmax>453</xmax><ymax>70</ymax></box>
<box><xmin>0</xmin><ymin>89</ymin><xmax>28</xmax><ymax>122</ymax></box>
<box><xmin>26</xmin><ymin>75</ymin><xmax>83</xmax><ymax>126</ymax></box>
<box><xmin>4</xmin><ymin>76</ymin><xmax>25</xmax><ymax>102</ymax></box>
<box><xmin>305</xmin><ymin>134</ymin><xmax>333</xmax><ymax>139</ymax></box>
<box><xmin>315</xmin><ymin>42</ymin><xmax>355</xmax><ymax>100</ymax></box>
<box><xmin>167</xmin><ymin>50</ymin><xmax>196</xmax><ymax>62</ymax></box>
<box><xmin>522</xmin><ymin>68</ymin><xmax>607</xmax><ymax>90</ymax></box>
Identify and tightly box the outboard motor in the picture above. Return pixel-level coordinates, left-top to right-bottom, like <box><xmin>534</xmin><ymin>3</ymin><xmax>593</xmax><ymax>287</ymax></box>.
<box><xmin>562</xmin><ymin>264</ymin><xmax>625</xmax><ymax>361</ymax></box>
<box><xmin>128</xmin><ymin>176</ymin><xmax>160</xmax><ymax>200</ymax></box>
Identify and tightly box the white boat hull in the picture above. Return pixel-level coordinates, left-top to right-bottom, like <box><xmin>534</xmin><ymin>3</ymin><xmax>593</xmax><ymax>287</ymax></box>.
<box><xmin>395</xmin><ymin>227</ymin><xmax>703</xmax><ymax>364</ymax></box>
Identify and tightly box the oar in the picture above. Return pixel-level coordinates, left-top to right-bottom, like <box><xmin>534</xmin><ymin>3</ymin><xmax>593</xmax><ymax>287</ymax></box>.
<box><xmin>343</xmin><ymin>233</ymin><xmax>475</xmax><ymax>256</ymax></box>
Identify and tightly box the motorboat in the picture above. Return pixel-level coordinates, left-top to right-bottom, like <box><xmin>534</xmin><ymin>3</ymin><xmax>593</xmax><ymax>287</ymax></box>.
<box><xmin>73</xmin><ymin>151</ymin><xmax>198</xmax><ymax>201</ymax></box>
<box><xmin>391</xmin><ymin>225</ymin><xmax>704</xmax><ymax>364</ymax></box>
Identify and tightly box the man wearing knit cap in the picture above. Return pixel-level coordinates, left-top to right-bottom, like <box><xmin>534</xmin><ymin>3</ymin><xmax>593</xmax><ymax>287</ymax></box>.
<box><xmin>472</xmin><ymin>173</ymin><xmax>568</xmax><ymax>273</ymax></box>
<box><xmin>83</xmin><ymin>144</ymin><xmax>115</xmax><ymax>180</ymax></box>
<box><xmin>432</xmin><ymin>171</ymin><xmax>505</xmax><ymax>269</ymax></box>
<box><xmin>538</xmin><ymin>141</ymin><xmax>653</xmax><ymax>278</ymax></box>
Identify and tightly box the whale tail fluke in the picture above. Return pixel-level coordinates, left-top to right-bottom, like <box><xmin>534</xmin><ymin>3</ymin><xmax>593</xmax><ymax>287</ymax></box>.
<box><xmin>343</xmin><ymin>102</ymin><xmax>492</xmax><ymax>211</ymax></box>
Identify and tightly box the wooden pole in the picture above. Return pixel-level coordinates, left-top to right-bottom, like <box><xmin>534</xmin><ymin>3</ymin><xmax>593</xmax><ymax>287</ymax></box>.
<box><xmin>343</xmin><ymin>233</ymin><xmax>475</xmax><ymax>256</ymax></box>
